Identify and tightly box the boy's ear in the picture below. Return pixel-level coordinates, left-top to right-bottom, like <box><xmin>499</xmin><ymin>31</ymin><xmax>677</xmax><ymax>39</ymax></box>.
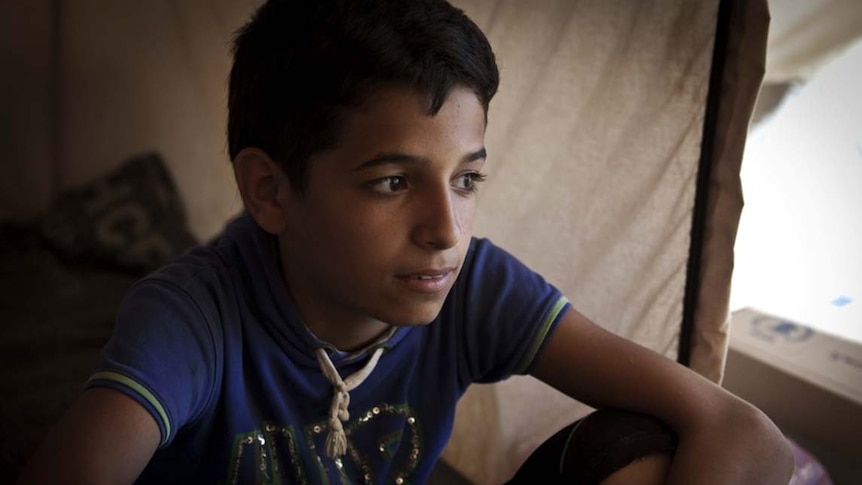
<box><xmin>233</xmin><ymin>147</ymin><xmax>292</xmax><ymax>234</ymax></box>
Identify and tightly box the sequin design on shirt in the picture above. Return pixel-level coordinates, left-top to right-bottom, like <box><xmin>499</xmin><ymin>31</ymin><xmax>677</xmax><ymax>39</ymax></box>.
<box><xmin>225</xmin><ymin>402</ymin><xmax>421</xmax><ymax>484</ymax></box>
<box><xmin>226</xmin><ymin>423</ymin><xmax>306</xmax><ymax>485</ymax></box>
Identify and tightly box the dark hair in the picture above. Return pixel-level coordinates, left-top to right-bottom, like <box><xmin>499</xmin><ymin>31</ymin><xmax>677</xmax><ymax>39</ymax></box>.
<box><xmin>228</xmin><ymin>0</ymin><xmax>499</xmax><ymax>192</ymax></box>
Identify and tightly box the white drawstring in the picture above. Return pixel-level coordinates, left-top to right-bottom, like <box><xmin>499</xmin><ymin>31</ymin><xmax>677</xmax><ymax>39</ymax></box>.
<box><xmin>314</xmin><ymin>345</ymin><xmax>386</xmax><ymax>458</ymax></box>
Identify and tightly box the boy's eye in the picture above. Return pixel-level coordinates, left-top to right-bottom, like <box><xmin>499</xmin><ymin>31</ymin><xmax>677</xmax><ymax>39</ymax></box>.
<box><xmin>453</xmin><ymin>172</ymin><xmax>487</xmax><ymax>193</ymax></box>
<box><xmin>367</xmin><ymin>176</ymin><xmax>409</xmax><ymax>195</ymax></box>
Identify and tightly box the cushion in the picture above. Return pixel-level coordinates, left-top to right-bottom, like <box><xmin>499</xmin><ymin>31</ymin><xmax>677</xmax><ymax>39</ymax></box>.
<box><xmin>39</xmin><ymin>152</ymin><xmax>197</xmax><ymax>273</ymax></box>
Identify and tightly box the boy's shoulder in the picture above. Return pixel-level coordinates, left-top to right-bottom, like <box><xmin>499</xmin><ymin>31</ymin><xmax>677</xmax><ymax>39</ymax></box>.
<box><xmin>143</xmin><ymin>242</ymin><xmax>230</xmax><ymax>291</ymax></box>
<box><xmin>461</xmin><ymin>236</ymin><xmax>529</xmax><ymax>276</ymax></box>
<box><xmin>133</xmin><ymin>214</ymin><xmax>253</xmax><ymax>297</ymax></box>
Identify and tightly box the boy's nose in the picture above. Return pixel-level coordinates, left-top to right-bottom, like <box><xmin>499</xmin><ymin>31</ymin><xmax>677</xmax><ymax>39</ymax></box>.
<box><xmin>412</xmin><ymin>186</ymin><xmax>462</xmax><ymax>250</ymax></box>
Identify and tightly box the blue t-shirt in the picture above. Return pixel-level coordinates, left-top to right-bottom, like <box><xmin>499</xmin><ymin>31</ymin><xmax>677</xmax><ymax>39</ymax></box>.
<box><xmin>88</xmin><ymin>213</ymin><xmax>570</xmax><ymax>484</ymax></box>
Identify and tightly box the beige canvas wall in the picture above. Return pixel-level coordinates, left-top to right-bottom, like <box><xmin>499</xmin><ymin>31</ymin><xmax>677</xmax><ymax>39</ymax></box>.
<box><xmin>0</xmin><ymin>1</ymin><xmax>55</xmax><ymax>222</ymax></box>
<box><xmin>0</xmin><ymin>0</ymin><xmax>261</xmax><ymax>240</ymax></box>
<box><xmin>445</xmin><ymin>1</ymin><xmax>721</xmax><ymax>482</ymax></box>
<box><xmin>764</xmin><ymin>0</ymin><xmax>862</xmax><ymax>82</ymax></box>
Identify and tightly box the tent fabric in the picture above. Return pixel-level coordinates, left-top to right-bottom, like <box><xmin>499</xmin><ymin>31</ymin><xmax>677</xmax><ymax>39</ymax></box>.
<box><xmin>0</xmin><ymin>1</ymin><xmax>55</xmax><ymax>222</ymax></box>
<box><xmin>49</xmin><ymin>0</ymin><xmax>256</xmax><ymax>241</ymax></box>
<box><xmin>0</xmin><ymin>1</ymin><xmax>769</xmax><ymax>484</ymax></box>
<box><xmin>443</xmin><ymin>1</ymin><xmax>715</xmax><ymax>482</ymax></box>
<box><xmin>763</xmin><ymin>0</ymin><xmax>862</xmax><ymax>83</ymax></box>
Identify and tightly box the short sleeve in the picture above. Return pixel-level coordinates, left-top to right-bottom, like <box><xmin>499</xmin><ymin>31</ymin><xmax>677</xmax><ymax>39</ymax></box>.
<box><xmin>86</xmin><ymin>279</ymin><xmax>220</xmax><ymax>447</ymax></box>
<box><xmin>455</xmin><ymin>238</ymin><xmax>571</xmax><ymax>383</ymax></box>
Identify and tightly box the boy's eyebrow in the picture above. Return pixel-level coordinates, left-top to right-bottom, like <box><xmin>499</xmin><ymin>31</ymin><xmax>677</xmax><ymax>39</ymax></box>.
<box><xmin>354</xmin><ymin>147</ymin><xmax>487</xmax><ymax>171</ymax></box>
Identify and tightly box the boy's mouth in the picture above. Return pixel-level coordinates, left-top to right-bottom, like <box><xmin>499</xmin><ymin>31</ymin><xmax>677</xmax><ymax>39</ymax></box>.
<box><xmin>413</xmin><ymin>274</ymin><xmax>446</xmax><ymax>280</ymax></box>
<box><xmin>396</xmin><ymin>268</ymin><xmax>456</xmax><ymax>293</ymax></box>
<box><xmin>400</xmin><ymin>267</ymin><xmax>455</xmax><ymax>279</ymax></box>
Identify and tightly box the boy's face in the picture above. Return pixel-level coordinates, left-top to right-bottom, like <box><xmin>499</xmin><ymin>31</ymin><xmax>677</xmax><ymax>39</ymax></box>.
<box><xmin>276</xmin><ymin>86</ymin><xmax>487</xmax><ymax>347</ymax></box>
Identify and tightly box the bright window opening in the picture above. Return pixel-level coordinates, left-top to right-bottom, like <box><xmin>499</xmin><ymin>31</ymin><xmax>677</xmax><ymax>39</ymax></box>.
<box><xmin>730</xmin><ymin>37</ymin><xmax>862</xmax><ymax>345</ymax></box>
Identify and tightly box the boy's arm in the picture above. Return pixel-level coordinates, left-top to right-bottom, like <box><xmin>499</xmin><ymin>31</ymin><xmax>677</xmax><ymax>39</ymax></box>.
<box><xmin>15</xmin><ymin>387</ymin><xmax>160</xmax><ymax>485</ymax></box>
<box><xmin>530</xmin><ymin>307</ymin><xmax>795</xmax><ymax>485</ymax></box>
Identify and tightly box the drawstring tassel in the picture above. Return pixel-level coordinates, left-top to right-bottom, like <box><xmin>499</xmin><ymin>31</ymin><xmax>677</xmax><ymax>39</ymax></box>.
<box><xmin>315</xmin><ymin>345</ymin><xmax>386</xmax><ymax>458</ymax></box>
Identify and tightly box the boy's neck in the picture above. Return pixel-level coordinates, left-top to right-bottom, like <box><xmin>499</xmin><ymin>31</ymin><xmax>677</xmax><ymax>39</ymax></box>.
<box><xmin>273</xmin><ymin>241</ymin><xmax>393</xmax><ymax>352</ymax></box>
<box><xmin>280</xmin><ymin>283</ymin><xmax>393</xmax><ymax>352</ymax></box>
<box><xmin>302</xmin><ymin>314</ymin><xmax>393</xmax><ymax>353</ymax></box>
<box><xmin>281</xmin><ymin>279</ymin><xmax>393</xmax><ymax>351</ymax></box>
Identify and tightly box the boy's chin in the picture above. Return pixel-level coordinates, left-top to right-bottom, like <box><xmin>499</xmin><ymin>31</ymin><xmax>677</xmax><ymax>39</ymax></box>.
<box><xmin>388</xmin><ymin>318</ymin><xmax>438</xmax><ymax>328</ymax></box>
<box><xmin>381</xmin><ymin>305</ymin><xmax>445</xmax><ymax>327</ymax></box>
<box><xmin>386</xmin><ymin>315</ymin><xmax>440</xmax><ymax>328</ymax></box>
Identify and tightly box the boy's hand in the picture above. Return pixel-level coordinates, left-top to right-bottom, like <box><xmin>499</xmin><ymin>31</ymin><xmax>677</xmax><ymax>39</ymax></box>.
<box><xmin>530</xmin><ymin>308</ymin><xmax>795</xmax><ymax>485</ymax></box>
<box><xmin>15</xmin><ymin>387</ymin><xmax>159</xmax><ymax>485</ymax></box>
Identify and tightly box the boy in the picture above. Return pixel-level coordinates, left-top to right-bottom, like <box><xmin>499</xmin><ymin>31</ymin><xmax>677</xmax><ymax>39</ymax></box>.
<box><xmin>17</xmin><ymin>0</ymin><xmax>794</xmax><ymax>484</ymax></box>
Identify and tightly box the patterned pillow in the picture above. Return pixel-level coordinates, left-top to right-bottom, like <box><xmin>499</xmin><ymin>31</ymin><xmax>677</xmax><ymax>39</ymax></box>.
<box><xmin>40</xmin><ymin>153</ymin><xmax>198</xmax><ymax>273</ymax></box>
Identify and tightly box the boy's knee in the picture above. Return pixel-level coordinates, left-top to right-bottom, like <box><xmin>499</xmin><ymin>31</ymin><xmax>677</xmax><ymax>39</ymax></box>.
<box><xmin>598</xmin><ymin>452</ymin><xmax>672</xmax><ymax>485</ymax></box>
<box><xmin>508</xmin><ymin>408</ymin><xmax>678</xmax><ymax>485</ymax></box>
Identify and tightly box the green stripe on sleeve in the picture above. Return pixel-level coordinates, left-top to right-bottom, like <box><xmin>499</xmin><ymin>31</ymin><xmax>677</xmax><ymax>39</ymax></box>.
<box><xmin>514</xmin><ymin>296</ymin><xmax>570</xmax><ymax>374</ymax></box>
<box><xmin>88</xmin><ymin>370</ymin><xmax>172</xmax><ymax>445</ymax></box>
